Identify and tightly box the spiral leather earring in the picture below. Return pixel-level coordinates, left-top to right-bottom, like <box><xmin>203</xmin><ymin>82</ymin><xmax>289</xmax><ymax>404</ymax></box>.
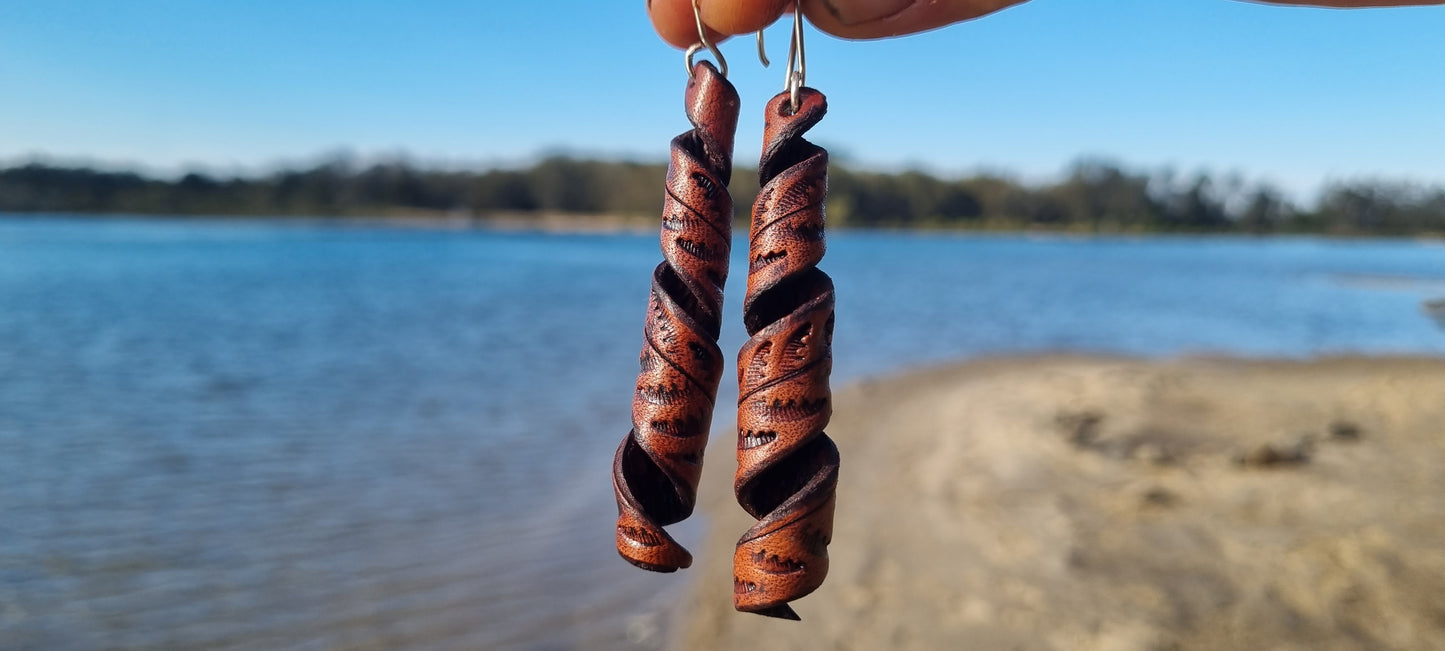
<box><xmin>612</xmin><ymin>7</ymin><xmax>740</xmax><ymax>573</ymax></box>
<box><xmin>733</xmin><ymin>5</ymin><xmax>840</xmax><ymax>621</ymax></box>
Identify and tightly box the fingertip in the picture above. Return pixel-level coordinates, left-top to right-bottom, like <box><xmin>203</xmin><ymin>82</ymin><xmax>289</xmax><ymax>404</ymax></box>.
<box><xmin>702</xmin><ymin>0</ymin><xmax>790</xmax><ymax>35</ymax></box>
<box><xmin>650</xmin><ymin>0</ymin><xmax>701</xmax><ymax>49</ymax></box>
<box><xmin>800</xmin><ymin>0</ymin><xmax>1025</xmax><ymax>40</ymax></box>
<box><xmin>650</xmin><ymin>0</ymin><xmax>739</xmax><ymax>49</ymax></box>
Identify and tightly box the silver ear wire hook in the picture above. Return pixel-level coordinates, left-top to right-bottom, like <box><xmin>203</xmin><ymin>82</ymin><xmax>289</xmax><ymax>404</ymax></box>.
<box><xmin>784</xmin><ymin>0</ymin><xmax>806</xmax><ymax>112</ymax></box>
<box><xmin>685</xmin><ymin>0</ymin><xmax>727</xmax><ymax>78</ymax></box>
<box><xmin>757</xmin><ymin>3</ymin><xmax>804</xmax><ymax>110</ymax></box>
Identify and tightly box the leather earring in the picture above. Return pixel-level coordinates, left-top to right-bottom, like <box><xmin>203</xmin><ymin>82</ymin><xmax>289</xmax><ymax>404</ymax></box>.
<box><xmin>612</xmin><ymin>13</ymin><xmax>740</xmax><ymax>573</ymax></box>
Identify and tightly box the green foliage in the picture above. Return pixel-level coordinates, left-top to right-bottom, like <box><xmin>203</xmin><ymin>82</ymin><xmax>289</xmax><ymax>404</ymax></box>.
<box><xmin>1314</xmin><ymin>181</ymin><xmax>1445</xmax><ymax>235</ymax></box>
<box><xmin>2</xmin><ymin>156</ymin><xmax>1442</xmax><ymax>235</ymax></box>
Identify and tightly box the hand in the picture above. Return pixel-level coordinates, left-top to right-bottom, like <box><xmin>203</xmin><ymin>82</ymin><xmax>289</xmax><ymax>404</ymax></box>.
<box><xmin>648</xmin><ymin>0</ymin><xmax>1444</xmax><ymax>46</ymax></box>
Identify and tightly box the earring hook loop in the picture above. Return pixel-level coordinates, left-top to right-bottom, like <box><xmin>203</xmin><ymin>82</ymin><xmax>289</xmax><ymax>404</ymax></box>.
<box><xmin>684</xmin><ymin>0</ymin><xmax>727</xmax><ymax>79</ymax></box>
<box><xmin>784</xmin><ymin>0</ymin><xmax>806</xmax><ymax>112</ymax></box>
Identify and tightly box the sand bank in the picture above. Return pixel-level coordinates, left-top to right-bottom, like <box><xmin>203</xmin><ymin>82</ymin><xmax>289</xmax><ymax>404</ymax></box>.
<box><xmin>678</xmin><ymin>356</ymin><xmax>1445</xmax><ymax>651</ymax></box>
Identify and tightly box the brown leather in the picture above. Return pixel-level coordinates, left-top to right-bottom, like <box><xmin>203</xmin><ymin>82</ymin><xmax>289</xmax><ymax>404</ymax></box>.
<box><xmin>613</xmin><ymin>61</ymin><xmax>740</xmax><ymax>573</ymax></box>
<box><xmin>733</xmin><ymin>88</ymin><xmax>840</xmax><ymax>620</ymax></box>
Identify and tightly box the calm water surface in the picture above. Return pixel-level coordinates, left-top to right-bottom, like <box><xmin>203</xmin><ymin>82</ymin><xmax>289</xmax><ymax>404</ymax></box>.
<box><xmin>1</xmin><ymin>216</ymin><xmax>1441</xmax><ymax>649</ymax></box>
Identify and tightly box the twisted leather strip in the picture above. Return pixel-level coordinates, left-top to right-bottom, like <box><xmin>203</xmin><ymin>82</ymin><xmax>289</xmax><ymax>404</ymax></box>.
<box><xmin>613</xmin><ymin>61</ymin><xmax>739</xmax><ymax>573</ymax></box>
<box><xmin>733</xmin><ymin>88</ymin><xmax>839</xmax><ymax>620</ymax></box>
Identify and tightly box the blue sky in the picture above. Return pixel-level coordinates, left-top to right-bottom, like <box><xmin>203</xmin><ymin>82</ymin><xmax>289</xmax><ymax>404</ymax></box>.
<box><xmin>2</xmin><ymin>0</ymin><xmax>1443</xmax><ymax>197</ymax></box>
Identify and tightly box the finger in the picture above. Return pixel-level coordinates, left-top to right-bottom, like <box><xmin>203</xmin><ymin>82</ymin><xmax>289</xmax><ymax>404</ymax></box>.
<box><xmin>649</xmin><ymin>0</ymin><xmax>790</xmax><ymax>49</ymax></box>
<box><xmin>649</xmin><ymin>0</ymin><xmax>721</xmax><ymax>49</ymax></box>
<box><xmin>800</xmin><ymin>0</ymin><xmax>1028</xmax><ymax>39</ymax></box>
<box><xmin>704</xmin><ymin>0</ymin><xmax>791</xmax><ymax>34</ymax></box>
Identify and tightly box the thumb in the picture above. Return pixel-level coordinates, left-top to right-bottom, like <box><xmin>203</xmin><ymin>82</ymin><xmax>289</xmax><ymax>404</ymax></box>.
<box><xmin>801</xmin><ymin>0</ymin><xmax>1027</xmax><ymax>39</ymax></box>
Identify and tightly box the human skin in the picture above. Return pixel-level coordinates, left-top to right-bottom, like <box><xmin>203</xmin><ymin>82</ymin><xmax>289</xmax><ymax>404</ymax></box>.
<box><xmin>648</xmin><ymin>0</ymin><xmax>1445</xmax><ymax>47</ymax></box>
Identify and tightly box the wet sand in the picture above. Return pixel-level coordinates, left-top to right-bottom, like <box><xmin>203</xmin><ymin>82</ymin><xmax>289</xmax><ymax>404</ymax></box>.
<box><xmin>678</xmin><ymin>355</ymin><xmax>1445</xmax><ymax>651</ymax></box>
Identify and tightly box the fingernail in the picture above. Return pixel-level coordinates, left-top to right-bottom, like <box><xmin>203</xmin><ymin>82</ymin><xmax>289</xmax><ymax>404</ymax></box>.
<box><xmin>822</xmin><ymin>0</ymin><xmax>914</xmax><ymax>25</ymax></box>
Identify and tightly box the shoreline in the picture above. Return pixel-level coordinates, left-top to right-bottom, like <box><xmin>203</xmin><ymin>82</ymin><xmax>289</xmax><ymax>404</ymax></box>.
<box><xmin>674</xmin><ymin>354</ymin><xmax>1445</xmax><ymax>650</ymax></box>
<box><xmin>4</xmin><ymin>211</ymin><xmax>1444</xmax><ymax>242</ymax></box>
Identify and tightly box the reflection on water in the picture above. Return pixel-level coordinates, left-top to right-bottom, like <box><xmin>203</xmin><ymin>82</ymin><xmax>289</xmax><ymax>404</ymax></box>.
<box><xmin>1</xmin><ymin>217</ymin><xmax>1441</xmax><ymax>648</ymax></box>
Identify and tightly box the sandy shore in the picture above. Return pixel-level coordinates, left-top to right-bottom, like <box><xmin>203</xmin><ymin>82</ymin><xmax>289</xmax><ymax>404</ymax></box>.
<box><xmin>676</xmin><ymin>355</ymin><xmax>1445</xmax><ymax>651</ymax></box>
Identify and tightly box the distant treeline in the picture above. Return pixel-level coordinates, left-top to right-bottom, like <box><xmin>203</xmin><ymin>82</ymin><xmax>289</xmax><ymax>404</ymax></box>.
<box><xmin>3</xmin><ymin>157</ymin><xmax>1443</xmax><ymax>235</ymax></box>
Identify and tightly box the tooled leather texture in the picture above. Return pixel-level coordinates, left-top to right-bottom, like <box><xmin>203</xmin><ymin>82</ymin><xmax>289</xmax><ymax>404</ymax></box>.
<box><xmin>613</xmin><ymin>61</ymin><xmax>740</xmax><ymax>573</ymax></box>
<box><xmin>732</xmin><ymin>88</ymin><xmax>840</xmax><ymax>620</ymax></box>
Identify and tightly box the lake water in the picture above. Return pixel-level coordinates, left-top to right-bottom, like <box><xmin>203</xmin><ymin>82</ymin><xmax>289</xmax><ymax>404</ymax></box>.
<box><xmin>1</xmin><ymin>216</ymin><xmax>1441</xmax><ymax>649</ymax></box>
